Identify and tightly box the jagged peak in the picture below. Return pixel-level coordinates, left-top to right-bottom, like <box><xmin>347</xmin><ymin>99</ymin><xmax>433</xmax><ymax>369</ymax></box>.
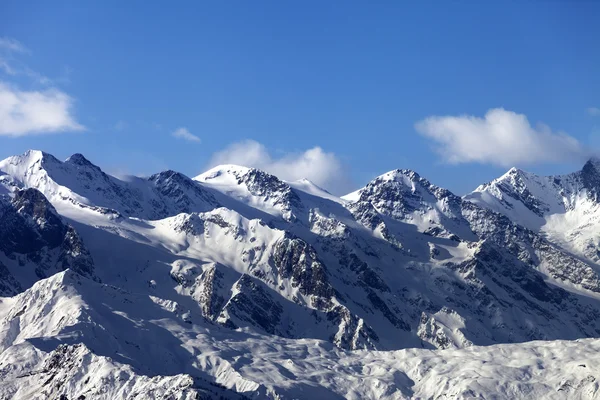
<box><xmin>343</xmin><ymin>168</ymin><xmax>455</xmax><ymax>203</ymax></box>
<box><xmin>368</xmin><ymin>168</ymin><xmax>446</xmax><ymax>194</ymax></box>
<box><xmin>505</xmin><ymin>166</ymin><xmax>529</xmax><ymax>177</ymax></box>
<box><xmin>376</xmin><ymin>168</ymin><xmax>421</xmax><ymax>182</ymax></box>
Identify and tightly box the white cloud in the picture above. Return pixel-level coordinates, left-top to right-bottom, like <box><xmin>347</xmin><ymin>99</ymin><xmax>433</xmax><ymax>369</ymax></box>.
<box><xmin>172</xmin><ymin>127</ymin><xmax>200</xmax><ymax>142</ymax></box>
<box><xmin>0</xmin><ymin>37</ymin><xmax>28</xmax><ymax>54</ymax></box>
<box><xmin>208</xmin><ymin>140</ymin><xmax>353</xmax><ymax>194</ymax></box>
<box><xmin>415</xmin><ymin>108</ymin><xmax>586</xmax><ymax>167</ymax></box>
<box><xmin>587</xmin><ymin>107</ymin><xmax>600</xmax><ymax>117</ymax></box>
<box><xmin>0</xmin><ymin>38</ymin><xmax>83</xmax><ymax>137</ymax></box>
<box><xmin>0</xmin><ymin>81</ymin><xmax>84</xmax><ymax>136</ymax></box>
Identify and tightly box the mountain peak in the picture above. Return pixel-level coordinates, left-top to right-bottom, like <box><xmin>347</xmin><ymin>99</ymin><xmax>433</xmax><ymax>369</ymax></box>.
<box><xmin>3</xmin><ymin>149</ymin><xmax>59</xmax><ymax>167</ymax></box>
<box><xmin>377</xmin><ymin>169</ymin><xmax>421</xmax><ymax>182</ymax></box>
<box><xmin>480</xmin><ymin>167</ymin><xmax>531</xmax><ymax>189</ymax></box>
<box><xmin>65</xmin><ymin>153</ymin><xmax>95</xmax><ymax>167</ymax></box>
<box><xmin>194</xmin><ymin>164</ymin><xmax>253</xmax><ymax>182</ymax></box>
<box><xmin>149</xmin><ymin>169</ymin><xmax>185</xmax><ymax>181</ymax></box>
<box><xmin>583</xmin><ymin>156</ymin><xmax>600</xmax><ymax>172</ymax></box>
<box><xmin>505</xmin><ymin>166</ymin><xmax>527</xmax><ymax>177</ymax></box>
<box><xmin>581</xmin><ymin>157</ymin><xmax>600</xmax><ymax>194</ymax></box>
<box><xmin>24</xmin><ymin>149</ymin><xmax>46</xmax><ymax>159</ymax></box>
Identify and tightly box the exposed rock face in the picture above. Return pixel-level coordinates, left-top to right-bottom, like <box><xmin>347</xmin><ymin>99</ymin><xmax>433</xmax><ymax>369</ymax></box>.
<box><xmin>417</xmin><ymin>308</ymin><xmax>473</xmax><ymax>349</ymax></box>
<box><xmin>357</xmin><ymin>169</ymin><xmax>463</xmax><ymax>223</ymax></box>
<box><xmin>0</xmin><ymin>188</ymin><xmax>97</xmax><ymax>295</ymax></box>
<box><xmin>218</xmin><ymin>274</ymin><xmax>285</xmax><ymax>335</ymax></box>
<box><xmin>239</xmin><ymin>169</ymin><xmax>302</xmax><ymax>218</ymax></box>
<box><xmin>271</xmin><ymin>235</ymin><xmax>334</xmax><ymax>305</ymax></box>
<box><xmin>147</xmin><ymin>170</ymin><xmax>220</xmax><ymax>218</ymax></box>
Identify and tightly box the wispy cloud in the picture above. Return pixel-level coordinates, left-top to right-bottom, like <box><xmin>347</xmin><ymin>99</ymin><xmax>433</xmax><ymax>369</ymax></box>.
<box><xmin>587</xmin><ymin>107</ymin><xmax>600</xmax><ymax>117</ymax></box>
<box><xmin>172</xmin><ymin>127</ymin><xmax>200</xmax><ymax>142</ymax></box>
<box><xmin>0</xmin><ymin>81</ymin><xmax>84</xmax><ymax>136</ymax></box>
<box><xmin>0</xmin><ymin>37</ymin><xmax>52</xmax><ymax>85</ymax></box>
<box><xmin>0</xmin><ymin>37</ymin><xmax>29</xmax><ymax>54</ymax></box>
<box><xmin>208</xmin><ymin>139</ymin><xmax>353</xmax><ymax>194</ymax></box>
<box><xmin>415</xmin><ymin>108</ymin><xmax>586</xmax><ymax>167</ymax></box>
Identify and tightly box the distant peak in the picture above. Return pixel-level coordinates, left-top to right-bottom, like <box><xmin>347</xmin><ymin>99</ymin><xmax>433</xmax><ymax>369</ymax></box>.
<box><xmin>580</xmin><ymin>157</ymin><xmax>600</xmax><ymax>194</ymax></box>
<box><xmin>151</xmin><ymin>169</ymin><xmax>179</xmax><ymax>178</ymax></box>
<box><xmin>194</xmin><ymin>164</ymin><xmax>253</xmax><ymax>181</ymax></box>
<box><xmin>583</xmin><ymin>156</ymin><xmax>600</xmax><ymax>171</ymax></box>
<box><xmin>149</xmin><ymin>169</ymin><xmax>190</xmax><ymax>182</ymax></box>
<box><xmin>66</xmin><ymin>153</ymin><xmax>93</xmax><ymax>166</ymax></box>
<box><xmin>581</xmin><ymin>157</ymin><xmax>600</xmax><ymax>184</ymax></box>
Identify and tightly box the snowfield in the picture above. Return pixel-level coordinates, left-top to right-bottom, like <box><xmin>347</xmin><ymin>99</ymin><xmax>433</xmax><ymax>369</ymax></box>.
<box><xmin>1</xmin><ymin>149</ymin><xmax>600</xmax><ymax>399</ymax></box>
<box><xmin>1</xmin><ymin>271</ymin><xmax>599</xmax><ymax>400</ymax></box>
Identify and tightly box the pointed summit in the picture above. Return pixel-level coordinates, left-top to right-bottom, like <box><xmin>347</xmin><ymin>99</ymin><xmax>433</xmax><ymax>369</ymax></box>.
<box><xmin>582</xmin><ymin>156</ymin><xmax>600</xmax><ymax>172</ymax></box>
<box><xmin>66</xmin><ymin>153</ymin><xmax>95</xmax><ymax>167</ymax></box>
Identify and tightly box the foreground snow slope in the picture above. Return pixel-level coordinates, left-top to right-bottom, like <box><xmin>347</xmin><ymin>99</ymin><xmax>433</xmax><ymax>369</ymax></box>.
<box><xmin>0</xmin><ymin>271</ymin><xmax>599</xmax><ymax>400</ymax></box>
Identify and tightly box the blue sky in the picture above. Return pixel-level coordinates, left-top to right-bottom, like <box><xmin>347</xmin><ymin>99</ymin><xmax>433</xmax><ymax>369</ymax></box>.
<box><xmin>1</xmin><ymin>1</ymin><xmax>599</xmax><ymax>195</ymax></box>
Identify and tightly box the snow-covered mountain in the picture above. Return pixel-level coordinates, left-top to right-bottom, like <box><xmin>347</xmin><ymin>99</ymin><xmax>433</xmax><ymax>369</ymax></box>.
<box><xmin>466</xmin><ymin>159</ymin><xmax>600</xmax><ymax>266</ymax></box>
<box><xmin>0</xmin><ymin>150</ymin><xmax>219</xmax><ymax>220</ymax></box>
<box><xmin>1</xmin><ymin>149</ymin><xmax>600</xmax><ymax>399</ymax></box>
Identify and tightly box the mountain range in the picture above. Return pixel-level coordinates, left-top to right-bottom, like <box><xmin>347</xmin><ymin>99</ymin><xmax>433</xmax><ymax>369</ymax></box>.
<box><xmin>1</xmin><ymin>149</ymin><xmax>600</xmax><ymax>399</ymax></box>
